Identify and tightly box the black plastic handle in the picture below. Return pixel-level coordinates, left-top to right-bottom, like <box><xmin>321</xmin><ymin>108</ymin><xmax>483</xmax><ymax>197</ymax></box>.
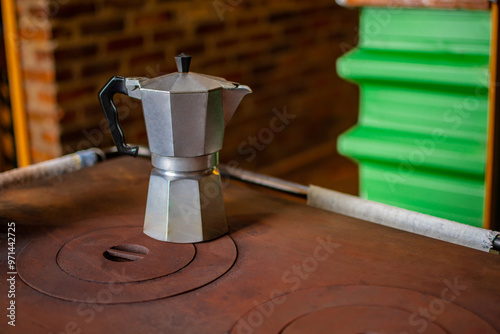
<box><xmin>98</xmin><ymin>76</ymin><xmax>139</xmax><ymax>157</ymax></box>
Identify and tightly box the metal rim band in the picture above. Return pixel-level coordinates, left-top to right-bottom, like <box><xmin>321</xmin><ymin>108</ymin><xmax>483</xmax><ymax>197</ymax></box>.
<box><xmin>151</xmin><ymin>153</ymin><xmax>218</xmax><ymax>172</ymax></box>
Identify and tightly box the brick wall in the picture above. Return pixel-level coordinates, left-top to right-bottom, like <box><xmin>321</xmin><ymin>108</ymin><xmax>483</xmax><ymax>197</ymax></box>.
<box><xmin>17</xmin><ymin>0</ymin><xmax>359</xmax><ymax>171</ymax></box>
<box><xmin>0</xmin><ymin>34</ymin><xmax>15</xmax><ymax>171</ymax></box>
<box><xmin>15</xmin><ymin>0</ymin><xmax>62</xmax><ymax>163</ymax></box>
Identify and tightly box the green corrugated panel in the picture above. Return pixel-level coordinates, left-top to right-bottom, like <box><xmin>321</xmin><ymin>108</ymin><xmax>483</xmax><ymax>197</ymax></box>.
<box><xmin>361</xmin><ymin>162</ymin><xmax>485</xmax><ymax>225</ymax></box>
<box><xmin>336</xmin><ymin>8</ymin><xmax>490</xmax><ymax>227</ymax></box>
<box><xmin>358</xmin><ymin>9</ymin><xmax>490</xmax><ymax>54</ymax></box>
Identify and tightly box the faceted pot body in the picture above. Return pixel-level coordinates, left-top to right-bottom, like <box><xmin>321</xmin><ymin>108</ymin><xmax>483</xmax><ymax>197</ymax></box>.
<box><xmin>140</xmin><ymin>88</ymin><xmax>224</xmax><ymax>158</ymax></box>
<box><xmin>143</xmin><ymin>168</ymin><xmax>228</xmax><ymax>243</ymax></box>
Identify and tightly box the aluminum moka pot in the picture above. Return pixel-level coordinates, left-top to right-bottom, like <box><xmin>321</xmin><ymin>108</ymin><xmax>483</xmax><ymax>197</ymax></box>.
<box><xmin>98</xmin><ymin>54</ymin><xmax>251</xmax><ymax>243</ymax></box>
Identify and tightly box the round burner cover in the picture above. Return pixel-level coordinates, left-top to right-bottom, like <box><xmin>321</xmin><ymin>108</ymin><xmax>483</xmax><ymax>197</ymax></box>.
<box><xmin>57</xmin><ymin>226</ymin><xmax>196</xmax><ymax>283</ymax></box>
<box><xmin>281</xmin><ymin>306</ymin><xmax>446</xmax><ymax>334</ymax></box>
<box><xmin>18</xmin><ymin>216</ymin><xmax>237</xmax><ymax>304</ymax></box>
<box><xmin>230</xmin><ymin>285</ymin><xmax>497</xmax><ymax>334</ymax></box>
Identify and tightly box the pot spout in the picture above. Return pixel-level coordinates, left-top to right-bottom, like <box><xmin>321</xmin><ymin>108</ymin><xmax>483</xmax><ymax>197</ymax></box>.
<box><xmin>222</xmin><ymin>84</ymin><xmax>252</xmax><ymax>126</ymax></box>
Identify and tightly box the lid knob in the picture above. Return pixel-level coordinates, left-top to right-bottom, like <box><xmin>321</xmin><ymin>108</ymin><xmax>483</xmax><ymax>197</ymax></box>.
<box><xmin>175</xmin><ymin>53</ymin><xmax>191</xmax><ymax>73</ymax></box>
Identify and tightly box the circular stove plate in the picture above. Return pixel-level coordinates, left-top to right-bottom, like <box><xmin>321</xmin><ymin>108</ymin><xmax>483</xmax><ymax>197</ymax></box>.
<box><xmin>281</xmin><ymin>305</ymin><xmax>446</xmax><ymax>334</ymax></box>
<box><xmin>18</xmin><ymin>216</ymin><xmax>237</xmax><ymax>304</ymax></box>
<box><xmin>230</xmin><ymin>285</ymin><xmax>497</xmax><ymax>334</ymax></box>
<box><xmin>57</xmin><ymin>226</ymin><xmax>196</xmax><ymax>283</ymax></box>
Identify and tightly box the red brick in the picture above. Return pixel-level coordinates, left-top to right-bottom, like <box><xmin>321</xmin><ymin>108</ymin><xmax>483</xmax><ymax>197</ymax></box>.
<box><xmin>130</xmin><ymin>52</ymin><xmax>165</xmax><ymax>67</ymax></box>
<box><xmin>285</xmin><ymin>83</ymin><xmax>306</xmax><ymax>96</ymax></box>
<box><xmin>23</xmin><ymin>70</ymin><xmax>55</xmax><ymax>83</ymax></box>
<box><xmin>222</xmin><ymin>71</ymin><xmax>244</xmax><ymax>83</ymax></box>
<box><xmin>236</xmin><ymin>16</ymin><xmax>260</xmax><ymax>28</ymax></box>
<box><xmin>28</xmin><ymin>5</ymin><xmax>48</xmax><ymax>19</ymax></box>
<box><xmin>154</xmin><ymin>29</ymin><xmax>184</xmax><ymax>42</ymax></box>
<box><xmin>83</xmin><ymin>102</ymin><xmax>103</xmax><ymax>114</ymax></box>
<box><xmin>35</xmin><ymin>50</ymin><xmax>54</xmax><ymax>62</ymax></box>
<box><xmin>176</xmin><ymin>43</ymin><xmax>205</xmax><ymax>56</ymax></box>
<box><xmin>32</xmin><ymin>151</ymin><xmax>57</xmax><ymax>163</ymax></box>
<box><xmin>252</xmin><ymin>64</ymin><xmax>275</xmax><ymax>74</ymax></box>
<box><xmin>299</xmin><ymin>64</ymin><xmax>323</xmax><ymax>76</ymax></box>
<box><xmin>200</xmin><ymin>57</ymin><xmax>227</xmax><ymax>68</ymax></box>
<box><xmin>298</xmin><ymin>37</ymin><xmax>317</xmax><ymax>48</ymax></box>
<box><xmin>268</xmin><ymin>11</ymin><xmax>299</xmax><ymax>23</ymax></box>
<box><xmin>216</xmin><ymin>37</ymin><xmax>238</xmax><ymax>49</ymax></box>
<box><xmin>329</xmin><ymin>31</ymin><xmax>352</xmax><ymax>44</ymax></box>
<box><xmin>104</xmin><ymin>0</ymin><xmax>145</xmax><ymax>9</ymax></box>
<box><xmin>60</xmin><ymin>109</ymin><xmax>77</xmax><ymax>125</ymax></box>
<box><xmin>19</xmin><ymin>27</ymin><xmax>50</xmax><ymax>40</ymax></box>
<box><xmin>236</xmin><ymin>50</ymin><xmax>261</xmax><ymax>62</ymax></box>
<box><xmin>27</xmin><ymin>112</ymin><xmax>59</xmax><ymax>122</ymax></box>
<box><xmin>60</xmin><ymin>128</ymin><xmax>88</xmax><ymax>146</ymax></box>
<box><xmin>57</xmin><ymin>85</ymin><xmax>96</xmax><ymax>104</ymax></box>
<box><xmin>249</xmin><ymin>33</ymin><xmax>273</xmax><ymax>43</ymax></box>
<box><xmin>55</xmin><ymin>67</ymin><xmax>73</xmax><ymax>82</ymax></box>
<box><xmin>270</xmin><ymin>43</ymin><xmax>291</xmax><ymax>54</ymax></box>
<box><xmin>38</xmin><ymin>92</ymin><xmax>57</xmax><ymax>104</ymax></box>
<box><xmin>54</xmin><ymin>44</ymin><xmax>98</xmax><ymax>61</ymax></box>
<box><xmin>284</xmin><ymin>24</ymin><xmax>303</xmax><ymax>37</ymax></box>
<box><xmin>107</xmin><ymin>36</ymin><xmax>144</xmax><ymax>52</ymax></box>
<box><xmin>196</xmin><ymin>22</ymin><xmax>225</xmax><ymax>35</ymax></box>
<box><xmin>81</xmin><ymin>60</ymin><xmax>120</xmax><ymax>77</ymax></box>
<box><xmin>134</xmin><ymin>11</ymin><xmax>174</xmax><ymax>28</ymax></box>
<box><xmin>52</xmin><ymin>26</ymin><xmax>72</xmax><ymax>39</ymax></box>
<box><xmin>55</xmin><ymin>3</ymin><xmax>96</xmax><ymax>19</ymax></box>
<box><xmin>42</xmin><ymin>131</ymin><xmax>59</xmax><ymax>144</ymax></box>
<box><xmin>81</xmin><ymin>18</ymin><xmax>124</xmax><ymax>35</ymax></box>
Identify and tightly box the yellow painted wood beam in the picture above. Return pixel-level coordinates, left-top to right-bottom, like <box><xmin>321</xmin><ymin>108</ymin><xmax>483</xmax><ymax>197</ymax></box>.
<box><xmin>1</xmin><ymin>0</ymin><xmax>31</xmax><ymax>167</ymax></box>
<box><xmin>484</xmin><ymin>3</ymin><xmax>498</xmax><ymax>229</ymax></box>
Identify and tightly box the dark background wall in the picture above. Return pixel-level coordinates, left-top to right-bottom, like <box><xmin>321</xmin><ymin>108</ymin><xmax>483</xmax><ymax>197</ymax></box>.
<box><xmin>52</xmin><ymin>0</ymin><xmax>358</xmax><ymax>168</ymax></box>
<box><xmin>7</xmin><ymin>0</ymin><xmax>359</xmax><ymax>190</ymax></box>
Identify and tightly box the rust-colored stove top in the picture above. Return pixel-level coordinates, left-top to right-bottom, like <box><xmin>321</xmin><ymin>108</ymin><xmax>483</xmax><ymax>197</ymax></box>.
<box><xmin>1</xmin><ymin>157</ymin><xmax>499</xmax><ymax>333</ymax></box>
